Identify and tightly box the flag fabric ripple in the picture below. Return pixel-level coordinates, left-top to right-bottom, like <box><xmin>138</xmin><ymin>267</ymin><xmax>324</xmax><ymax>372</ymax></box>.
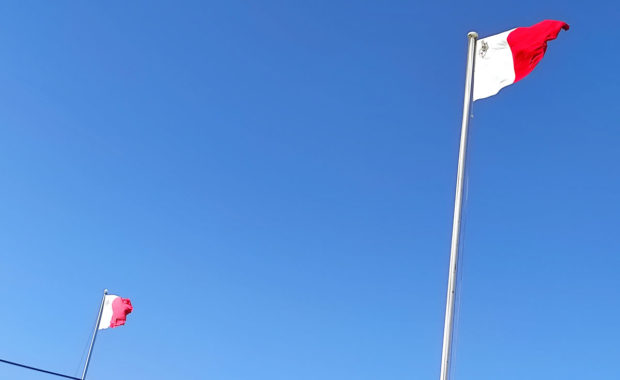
<box><xmin>473</xmin><ymin>20</ymin><xmax>569</xmax><ymax>101</ymax></box>
<box><xmin>98</xmin><ymin>295</ymin><xmax>133</xmax><ymax>330</ymax></box>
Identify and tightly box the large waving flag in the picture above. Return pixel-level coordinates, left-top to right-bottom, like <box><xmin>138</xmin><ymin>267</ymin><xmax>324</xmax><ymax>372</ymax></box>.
<box><xmin>473</xmin><ymin>20</ymin><xmax>569</xmax><ymax>100</ymax></box>
<box><xmin>98</xmin><ymin>294</ymin><xmax>133</xmax><ymax>330</ymax></box>
<box><xmin>440</xmin><ymin>20</ymin><xmax>569</xmax><ymax>380</ymax></box>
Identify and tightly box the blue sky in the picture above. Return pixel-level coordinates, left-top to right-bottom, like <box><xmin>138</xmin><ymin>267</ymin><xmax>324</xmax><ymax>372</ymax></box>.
<box><xmin>0</xmin><ymin>1</ymin><xmax>618</xmax><ymax>379</ymax></box>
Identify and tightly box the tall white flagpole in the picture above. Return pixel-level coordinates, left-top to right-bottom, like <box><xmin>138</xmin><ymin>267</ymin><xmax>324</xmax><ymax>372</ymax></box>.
<box><xmin>81</xmin><ymin>289</ymin><xmax>108</xmax><ymax>380</ymax></box>
<box><xmin>439</xmin><ymin>31</ymin><xmax>478</xmax><ymax>380</ymax></box>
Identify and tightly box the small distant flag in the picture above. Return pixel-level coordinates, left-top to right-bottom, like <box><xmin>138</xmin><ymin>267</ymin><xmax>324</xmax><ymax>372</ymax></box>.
<box><xmin>98</xmin><ymin>294</ymin><xmax>133</xmax><ymax>330</ymax></box>
<box><xmin>473</xmin><ymin>20</ymin><xmax>569</xmax><ymax>100</ymax></box>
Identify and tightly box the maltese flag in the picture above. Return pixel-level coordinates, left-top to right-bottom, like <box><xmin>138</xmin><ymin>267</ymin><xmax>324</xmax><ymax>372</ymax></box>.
<box><xmin>473</xmin><ymin>20</ymin><xmax>569</xmax><ymax>101</ymax></box>
<box><xmin>98</xmin><ymin>295</ymin><xmax>133</xmax><ymax>330</ymax></box>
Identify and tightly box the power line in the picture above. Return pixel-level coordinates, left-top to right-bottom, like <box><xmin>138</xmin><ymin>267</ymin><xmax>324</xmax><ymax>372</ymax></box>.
<box><xmin>0</xmin><ymin>357</ymin><xmax>80</xmax><ymax>380</ymax></box>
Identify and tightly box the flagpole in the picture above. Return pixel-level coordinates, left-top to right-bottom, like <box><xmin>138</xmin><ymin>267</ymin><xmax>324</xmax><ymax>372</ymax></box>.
<box><xmin>81</xmin><ymin>289</ymin><xmax>107</xmax><ymax>380</ymax></box>
<box><xmin>439</xmin><ymin>31</ymin><xmax>477</xmax><ymax>380</ymax></box>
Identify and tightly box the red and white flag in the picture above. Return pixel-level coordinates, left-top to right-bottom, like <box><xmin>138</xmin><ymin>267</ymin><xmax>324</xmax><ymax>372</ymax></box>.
<box><xmin>98</xmin><ymin>295</ymin><xmax>133</xmax><ymax>330</ymax></box>
<box><xmin>473</xmin><ymin>20</ymin><xmax>569</xmax><ymax>101</ymax></box>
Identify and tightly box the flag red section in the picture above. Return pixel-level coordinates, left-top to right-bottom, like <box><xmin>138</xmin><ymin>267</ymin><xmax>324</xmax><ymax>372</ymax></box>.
<box><xmin>508</xmin><ymin>20</ymin><xmax>569</xmax><ymax>82</ymax></box>
<box><xmin>110</xmin><ymin>297</ymin><xmax>133</xmax><ymax>328</ymax></box>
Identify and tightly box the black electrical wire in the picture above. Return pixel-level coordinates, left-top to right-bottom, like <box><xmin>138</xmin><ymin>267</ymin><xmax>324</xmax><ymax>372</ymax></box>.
<box><xmin>0</xmin><ymin>358</ymin><xmax>80</xmax><ymax>380</ymax></box>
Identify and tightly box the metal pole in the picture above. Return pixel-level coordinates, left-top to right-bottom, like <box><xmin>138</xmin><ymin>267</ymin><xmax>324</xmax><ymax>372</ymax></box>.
<box><xmin>439</xmin><ymin>31</ymin><xmax>478</xmax><ymax>380</ymax></box>
<box><xmin>81</xmin><ymin>289</ymin><xmax>108</xmax><ymax>380</ymax></box>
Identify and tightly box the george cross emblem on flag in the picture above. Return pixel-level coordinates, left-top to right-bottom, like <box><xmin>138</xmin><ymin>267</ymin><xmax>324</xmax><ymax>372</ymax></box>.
<box><xmin>479</xmin><ymin>40</ymin><xmax>488</xmax><ymax>57</ymax></box>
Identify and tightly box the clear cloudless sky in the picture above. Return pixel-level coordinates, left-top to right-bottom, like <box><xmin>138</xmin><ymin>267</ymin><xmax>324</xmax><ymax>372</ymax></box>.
<box><xmin>0</xmin><ymin>1</ymin><xmax>618</xmax><ymax>379</ymax></box>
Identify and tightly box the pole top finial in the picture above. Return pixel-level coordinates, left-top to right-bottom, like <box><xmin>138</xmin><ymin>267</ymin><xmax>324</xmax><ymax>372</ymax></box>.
<box><xmin>468</xmin><ymin>31</ymin><xmax>479</xmax><ymax>39</ymax></box>
<box><xmin>104</xmin><ymin>289</ymin><xmax>108</xmax><ymax>294</ymax></box>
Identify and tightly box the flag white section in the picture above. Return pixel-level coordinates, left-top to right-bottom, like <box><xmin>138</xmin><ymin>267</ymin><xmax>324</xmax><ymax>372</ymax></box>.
<box><xmin>98</xmin><ymin>295</ymin><xmax>119</xmax><ymax>330</ymax></box>
<box><xmin>473</xmin><ymin>30</ymin><xmax>516</xmax><ymax>101</ymax></box>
